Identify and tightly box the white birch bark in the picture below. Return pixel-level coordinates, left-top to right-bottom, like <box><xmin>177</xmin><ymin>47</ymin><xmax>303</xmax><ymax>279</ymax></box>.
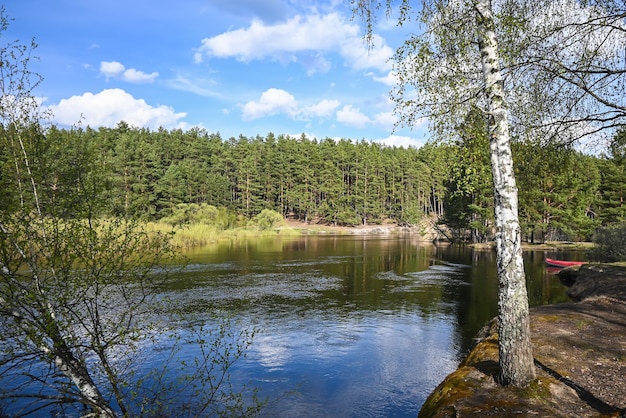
<box><xmin>474</xmin><ymin>0</ymin><xmax>536</xmax><ymax>386</ymax></box>
<box><xmin>0</xmin><ymin>290</ymin><xmax>117</xmax><ymax>417</ymax></box>
<box><xmin>50</xmin><ymin>348</ymin><xmax>118</xmax><ymax>417</ymax></box>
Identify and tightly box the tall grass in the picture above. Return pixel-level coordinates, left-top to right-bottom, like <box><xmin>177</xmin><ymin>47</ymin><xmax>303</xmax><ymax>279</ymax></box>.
<box><xmin>146</xmin><ymin>221</ymin><xmax>301</xmax><ymax>249</ymax></box>
<box><xmin>145</xmin><ymin>204</ymin><xmax>303</xmax><ymax>249</ymax></box>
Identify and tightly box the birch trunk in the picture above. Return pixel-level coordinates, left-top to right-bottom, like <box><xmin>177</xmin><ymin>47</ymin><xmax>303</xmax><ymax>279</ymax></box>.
<box><xmin>474</xmin><ymin>0</ymin><xmax>536</xmax><ymax>387</ymax></box>
<box><xmin>52</xmin><ymin>348</ymin><xmax>118</xmax><ymax>417</ymax></box>
<box><xmin>1</xmin><ymin>288</ymin><xmax>118</xmax><ymax>417</ymax></box>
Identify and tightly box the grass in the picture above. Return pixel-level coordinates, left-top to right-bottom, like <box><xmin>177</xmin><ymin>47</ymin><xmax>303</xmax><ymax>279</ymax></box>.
<box><xmin>146</xmin><ymin>222</ymin><xmax>302</xmax><ymax>249</ymax></box>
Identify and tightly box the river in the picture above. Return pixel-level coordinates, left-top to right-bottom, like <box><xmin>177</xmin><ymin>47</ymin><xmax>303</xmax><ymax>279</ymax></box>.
<box><xmin>161</xmin><ymin>234</ymin><xmax>575</xmax><ymax>417</ymax></box>
<box><xmin>0</xmin><ymin>234</ymin><xmax>578</xmax><ymax>417</ymax></box>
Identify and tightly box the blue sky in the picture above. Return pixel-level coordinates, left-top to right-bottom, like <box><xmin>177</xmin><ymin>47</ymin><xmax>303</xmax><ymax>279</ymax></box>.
<box><xmin>6</xmin><ymin>0</ymin><xmax>428</xmax><ymax>147</ymax></box>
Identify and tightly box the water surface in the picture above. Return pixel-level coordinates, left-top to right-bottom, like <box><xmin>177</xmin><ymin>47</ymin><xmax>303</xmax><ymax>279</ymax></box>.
<box><xmin>0</xmin><ymin>235</ymin><xmax>574</xmax><ymax>417</ymax></box>
<box><xmin>164</xmin><ymin>235</ymin><xmax>572</xmax><ymax>417</ymax></box>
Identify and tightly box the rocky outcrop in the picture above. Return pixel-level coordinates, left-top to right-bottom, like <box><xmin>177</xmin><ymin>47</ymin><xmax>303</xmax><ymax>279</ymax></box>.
<box><xmin>565</xmin><ymin>264</ymin><xmax>626</xmax><ymax>302</ymax></box>
<box><xmin>419</xmin><ymin>264</ymin><xmax>626</xmax><ymax>417</ymax></box>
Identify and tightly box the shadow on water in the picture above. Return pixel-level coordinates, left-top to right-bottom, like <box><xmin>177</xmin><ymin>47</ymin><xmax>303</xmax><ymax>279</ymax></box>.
<box><xmin>1</xmin><ymin>235</ymin><xmax>574</xmax><ymax>417</ymax></box>
<box><xmin>164</xmin><ymin>236</ymin><xmax>573</xmax><ymax>417</ymax></box>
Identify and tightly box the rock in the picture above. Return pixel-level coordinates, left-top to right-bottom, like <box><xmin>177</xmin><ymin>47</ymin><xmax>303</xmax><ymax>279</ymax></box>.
<box><xmin>419</xmin><ymin>265</ymin><xmax>626</xmax><ymax>417</ymax></box>
<box><xmin>563</xmin><ymin>264</ymin><xmax>626</xmax><ymax>302</ymax></box>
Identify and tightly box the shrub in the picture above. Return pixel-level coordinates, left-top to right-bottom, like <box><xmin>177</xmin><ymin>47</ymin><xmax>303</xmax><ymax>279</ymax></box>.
<box><xmin>252</xmin><ymin>209</ymin><xmax>285</xmax><ymax>230</ymax></box>
<box><xmin>587</xmin><ymin>223</ymin><xmax>626</xmax><ymax>262</ymax></box>
<box><xmin>160</xmin><ymin>203</ymin><xmax>238</xmax><ymax>230</ymax></box>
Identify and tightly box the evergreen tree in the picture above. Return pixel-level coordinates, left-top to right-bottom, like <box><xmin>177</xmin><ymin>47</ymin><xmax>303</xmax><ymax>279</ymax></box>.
<box><xmin>597</xmin><ymin>130</ymin><xmax>626</xmax><ymax>224</ymax></box>
<box><xmin>443</xmin><ymin>109</ymin><xmax>494</xmax><ymax>242</ymax></box>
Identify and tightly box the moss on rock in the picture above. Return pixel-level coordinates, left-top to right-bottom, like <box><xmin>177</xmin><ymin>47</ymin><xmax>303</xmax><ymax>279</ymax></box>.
<box><xmin>419</xmin><ymin>264</ymin><xmax>626</xmax><ymax>417</ymax></box>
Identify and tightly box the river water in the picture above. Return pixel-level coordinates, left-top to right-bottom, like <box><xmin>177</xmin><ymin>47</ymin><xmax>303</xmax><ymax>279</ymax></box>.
<box><xmin>163</xmin><ymin>235</ymin><xmax>575</xmax><ymax>417</ymax></box>
<box><xmin>1</xmin><ymin>234</ymin><xmax>578</xmax><ymax>417</ymax></box>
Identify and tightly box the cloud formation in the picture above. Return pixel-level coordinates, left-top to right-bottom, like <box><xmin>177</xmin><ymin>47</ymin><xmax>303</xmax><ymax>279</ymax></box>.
<box><xmin>242</xmin><ymin>89</ymin><xmax>399</xmax><ymax>131</ymax></box>
<box><xmin>195</xmin><ymin>13</ymin><xmax>392</xmax><ymax>73</ymax></box>
<box><xmin>100</xmin><ymin>61</ymin><xmax>159</xmax><ymax>83</ymax></box>
<box><xmin>336</xmin><ymin>105</ymin><xmax>370</xmax><ymax>128</ymax></box>
<box><xmin>48</xmin><ymin>88</ymin><xmax>187</xmax><ymax>129</ymax></box>
<box><xmin>376</xmin><ymin>134</ymin><xmax>426</xmax><ymax>149</ymax></box>
<box><xmin>242</xmin><ymin>88</ymin><xmax>340</xmax><ymax>121</ymax></box>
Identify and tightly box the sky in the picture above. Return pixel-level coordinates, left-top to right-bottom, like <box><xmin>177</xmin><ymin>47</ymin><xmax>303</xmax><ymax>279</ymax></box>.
<box><xmin>6</xmin><ymin>0</ymin><xmax>428</xmax><ymax>148</ymax></box>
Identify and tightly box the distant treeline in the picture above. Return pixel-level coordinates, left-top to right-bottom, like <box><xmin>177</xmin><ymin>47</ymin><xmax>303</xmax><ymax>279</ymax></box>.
<box><xmin>1</xmin><ymin>122</ymin><xmax>623</xmax><ymax>242</ymax></box>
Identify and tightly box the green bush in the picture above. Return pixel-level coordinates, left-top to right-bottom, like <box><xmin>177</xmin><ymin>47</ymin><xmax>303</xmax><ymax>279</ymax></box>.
<box><xmin>252</xmin><ymin>209</ymin><xmax>285</xmax><ymax>230</ymax></box>
<box><xmin>160</xmin><ymin>203</ymin><xmax>238</xmax><ymax>230</ymax></box>
<box><xmin>587</xmin><ymin>223</ymin><xmax>626</xmax><ymax>262</ymax></box>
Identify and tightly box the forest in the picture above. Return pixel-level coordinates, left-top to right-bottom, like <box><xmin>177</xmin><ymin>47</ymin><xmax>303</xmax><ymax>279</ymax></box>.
<box><xmin>3</xmin><ymin>121</ymin><xmax>623</xmax><ymax>244</ymax></box>
<box><xmin>4</xmin><ymin>1</ymin><xmax>626</xmax><ymax>413</ymax></box>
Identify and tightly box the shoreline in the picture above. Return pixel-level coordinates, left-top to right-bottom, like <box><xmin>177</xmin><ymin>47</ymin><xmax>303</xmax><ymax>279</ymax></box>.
<box><xmin>282</xmin><ymin>219</ymin><xmax>421</xmax><ymax>236</ymax></box>
<box><xmin>283</xmin><ymin>220</ymin><xmax>596</xmax><ymax>251</ymax></box>
<box><xmin>418</xmin><ymin>264</ymin><xmax>626</xmax><ymax>417</ymax></box>
<box><xmin>159</xmin><ymin>217</ymin><xmax>598</xmax><ymax>250</ymax></box>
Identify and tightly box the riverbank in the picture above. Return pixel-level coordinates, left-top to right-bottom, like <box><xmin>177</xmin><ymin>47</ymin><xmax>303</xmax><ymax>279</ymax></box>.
<box><xmin>419</xmin><ymin>264</ymin><xmax>626</xmax><ymax>417</ymax></box>
<box><xmin>282</xmin><ymin>219</ymin><xmax>425</xmax><ymax>236</ymax></box>
<box><xmin>156</xmin><ymin>217</ymin><xmax>598</xmax><ymax>249</ymax></box>
<box><xmin>153</xmin><ymin>219</ymin><xmax>434</xmax><ymax>249</ymax></box>
<box><xmin>284</xmin><ymin>220</ymin><xmax>597</xmax><ymax>250</ymax></box>
<box><xmin>471</xmin><ymin>241</ymin><xmax>595</xmax><ymax>251</ymax></box>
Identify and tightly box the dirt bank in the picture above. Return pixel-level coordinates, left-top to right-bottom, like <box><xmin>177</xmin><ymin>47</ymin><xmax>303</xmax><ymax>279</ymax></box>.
<box><xmin>283</xmin><ymin>219</ymin><xmax>442</xmax><ymax>240</ymax></box>
<box><xmin>419</xmin><ymin>264</ymin><xmax>626</xmax><ymax>417</ymax></box>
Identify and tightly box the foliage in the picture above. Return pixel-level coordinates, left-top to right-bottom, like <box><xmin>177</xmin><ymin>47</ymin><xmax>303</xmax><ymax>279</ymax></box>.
<box><xmin>587</xmin><ymin>223</ymin><xmax>626</xmax><ymax>262</ymax></box>
<box><xmin>514</xmin><ymin>143</ymin><xmax>600</xmax><ymax>242</ymax></box>
<box><xmin>252</xmin><ymin>209</ymin><xmax>286</xmax><ymax>230</ymax></box>
<box><xmin>596</xmin><ymin>129</ymin><xmax>626</xmax><ymax>224</ymax></box>
<box><xmin>442</xmin><ymin>108</ymin><xmax>494</xmax><ymax>242</ymax></box>
<box><xmin>0</xmin><ymin>10</ymin><xmax>262</xmax><ymax>417</ymax></box>
<box><xmin>497</xmin><ymin>0</ymin><xmax>626</xmax><ymax>144</ymax></box>
<box><xmin>52</xmin><ymin>127</ymin><xmax>441</xmax><ymax>226</ymax></box>
<box><xmin>158</xmin><ymin>202</ymin><xmax>238</xmax><ymax>230</ymax></box>
<box><xmin>1</xmin><ymin>104</ymin><xmax>616</xmax><ymax>241</ymax></box>
<box><xmin>0</xmin><ymin>123</ymin><xmax>618</xmax><ymax>243</ymax></box>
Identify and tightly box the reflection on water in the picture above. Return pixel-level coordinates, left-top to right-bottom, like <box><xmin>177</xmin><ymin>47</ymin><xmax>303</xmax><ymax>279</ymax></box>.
<box><xmin>165</xmin><ymin>236</ymin><xmax>572</xmax><ymax>417</ymax></box>
<box><xmin>1</xmin><ymin>235</ymin><xmax>573</xmax><ymax>417</ymax></box>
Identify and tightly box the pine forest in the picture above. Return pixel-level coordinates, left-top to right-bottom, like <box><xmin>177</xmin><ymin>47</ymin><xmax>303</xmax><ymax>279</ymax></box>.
<box><xmin>3</xmin><ymin>121</ymin><xmax>623</xmax><ymax>244</ymax></box>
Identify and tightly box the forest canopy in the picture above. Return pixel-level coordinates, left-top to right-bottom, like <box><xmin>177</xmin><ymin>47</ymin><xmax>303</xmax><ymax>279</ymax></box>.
<box><xmin>2</xmin><ymin>122</ymin><xmax>622</xmax><ymax>243</ymax></box>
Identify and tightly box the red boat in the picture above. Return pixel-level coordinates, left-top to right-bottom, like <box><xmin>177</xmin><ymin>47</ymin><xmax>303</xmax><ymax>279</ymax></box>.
<box><xmin>545</xmin><ymin>257</ymin><xmax>586</xmax><ymax>268</ymax></box>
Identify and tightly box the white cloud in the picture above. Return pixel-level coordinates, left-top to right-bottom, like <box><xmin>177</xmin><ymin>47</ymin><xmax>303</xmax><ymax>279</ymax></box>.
<box><xmin>336</xmin><ymin>105</ymin><xmax>370</xmax><ymax>128</ymax></box>
<box><xmin>339</xmin><ymin>34</ymin><xmax>392</xmax><ymax>71</ymax></box>
<box><xmin>99</xmin><ymin>61</ymin><xmax>159</xmax><ymax>83</ymax></box>
<box><xmin>242</xmin><ymin>88</ymin><xmax>297</xmax><ymax>120</ymax></box>
<box><xmin>196</xmin><ymin>13</ymin><xmax>392</xmax><ymax>73</ymax></box>
<box><xmin>373</xmin><ymin>71</ymin><xmax>398</xmax><ymax>86</ymax></box>
<box><xmin>241</xmin><ymin>88</ymin><xmax>397</xmax><ymax>130</ymax></box>
<box><xmin>373</xmin><ymin>111</ymin><xmax>396</xmax><ymax>129</ymax></box>
<box><xmin>376</xmin><ymin>135</ymin><xmax>426</xmax><ymax>149</ymax></box>
<box><xmin>302</xmin><ymin>99</ymin><xmax>341</xmax><ymax>118</ymax></box>
<box><xmin>122</xmin><ymin>68</ymin><xmax>159</xmax><ymax>83</ymax></box>
<box><xmin>100</xmin><ymin>61</ymin><xmax>125</xmax><ymax>80</ymax></box>
<box><xmin>242</xmin><ymin>88</ymin><xmax>340</xmax><ymax>121</ymax></box>
<box><xmin>198</xmin><ymin>14</ymin><xmax>349</xmax><ymax>60</ymax></box>
<box><xmin>48</xmin><ymin>88</ymin><xmax>187</xmax><ymax>129</ymax></box>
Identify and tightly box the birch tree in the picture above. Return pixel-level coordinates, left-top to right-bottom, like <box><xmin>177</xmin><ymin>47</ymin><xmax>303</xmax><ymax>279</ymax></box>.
<box><xmin>498</xmin><ymin>0</ymin><xmax>626</xmax><ymax>146</ymax></box>
<box><xmin>474</xmin><ymin>0</ymin><xmax>536</xmax><ymax>386</ymax></box>
<box><xmin>352</xmin><ymin>0</ymin><xmax>536</xmax><ymax>386</ymax></box>
<box><xmin>0</xmin><ymin>10</ymin><xmax>261</xmax><ymax>416</ymax></box>
<box><xmin>0</xmin><ymin>11</ymin><xmax>119</xmax><ymax>415</ymax></box>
